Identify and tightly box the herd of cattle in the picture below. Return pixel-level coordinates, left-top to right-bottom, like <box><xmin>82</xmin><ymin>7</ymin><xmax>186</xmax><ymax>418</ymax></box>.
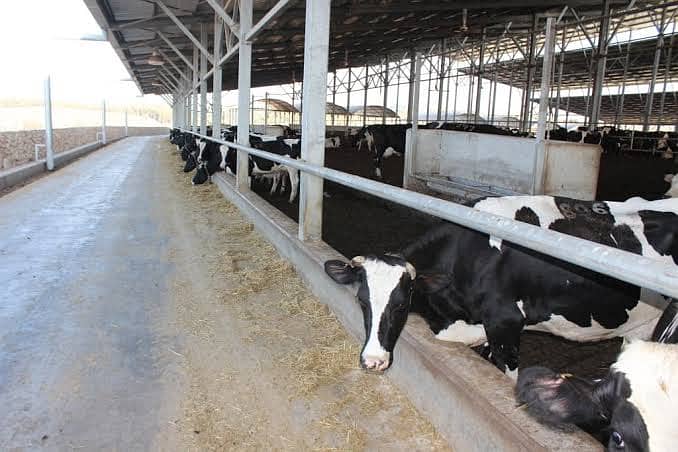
<box><xmin>169</xmin><ymin>125</ymin><xmax>678</xmax><ymax>450</ymax></box>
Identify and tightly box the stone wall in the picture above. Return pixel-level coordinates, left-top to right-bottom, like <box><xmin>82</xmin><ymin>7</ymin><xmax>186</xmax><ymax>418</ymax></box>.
<box><xmin>0</xmin><ymin>127</ymin><xmax>168</xmax><ymax>170</ymax></box>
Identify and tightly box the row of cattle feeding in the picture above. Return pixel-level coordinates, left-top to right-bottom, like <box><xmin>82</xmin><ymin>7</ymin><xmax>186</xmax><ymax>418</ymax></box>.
<box><xmin>169</xmin><ymin>126</ymin><xmax>676</xmax><ymax>450</ymax></box>
<box><xmin>324</xmin><ymin>194</ymin><xmax>678</xmax><ymax>451</ymax></box>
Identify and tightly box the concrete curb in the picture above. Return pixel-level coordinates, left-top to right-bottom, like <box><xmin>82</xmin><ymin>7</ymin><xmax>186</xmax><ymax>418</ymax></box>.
<box><xmin>0</xmin><ymin>139</ymin><xmax>121</xmax><ymax>192</ymax></box>
<box><xmin>210</xmin><ymin>172</ymin><xmax>601</xmax><ymax>452</ymax></box>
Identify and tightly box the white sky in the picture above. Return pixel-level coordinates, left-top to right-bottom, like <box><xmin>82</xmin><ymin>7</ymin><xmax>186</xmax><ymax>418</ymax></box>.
<box><xmin>0</xmin><ymin>0</ymin><xmax>165</xmax><ymax>109</ymax></box>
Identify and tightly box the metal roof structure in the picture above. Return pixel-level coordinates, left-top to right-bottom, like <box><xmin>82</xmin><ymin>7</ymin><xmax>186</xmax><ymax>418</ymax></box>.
<box><xmin>458</xmin><ymin>33</ymin><xmax>678</xmax><ymax>90</ymax></box>
<box><xmin>535</xmin><ymin>90</ymin><xmax>678</xmax><ymax>125</ymax></box>
<box><xmin>82</xmin><ymin>0</ymin><xmax>637</xmax><ymax>96</ymax></box>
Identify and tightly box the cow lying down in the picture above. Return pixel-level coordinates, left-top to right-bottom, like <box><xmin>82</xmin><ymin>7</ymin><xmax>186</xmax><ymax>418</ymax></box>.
<box><xmin>324</xmin><ymin>195</ymin><xmax>678</xmax><ymax>375</ymax></box>
<box><xmin>517</xmin><ymin>302</ymin><xmax>678</xmax><ymax>452</ymax></box>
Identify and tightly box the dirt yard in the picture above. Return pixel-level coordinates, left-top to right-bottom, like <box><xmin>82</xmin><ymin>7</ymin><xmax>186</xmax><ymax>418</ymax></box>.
<box><xmin>157</xmin><ymin>142</ymin><xmax>450</xmax><ymax>450</ymax></box>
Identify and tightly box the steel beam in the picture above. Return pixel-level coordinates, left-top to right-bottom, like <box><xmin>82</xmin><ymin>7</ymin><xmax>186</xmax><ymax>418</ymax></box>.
<box><xmin>158</xmin><ymin>49</ymin><xmax>190</xmax><ymax>82</ymax></box>
<box><xmin>192</xmin><ymin>46</ymin><xmax>199</xmax><ymax>132</ymax></box>
<box><xmin>155</xmin><ymin>1</ymin><xmax>214</xmax><ymax>64</ymax></box>
<box><xmin>404</xmin><ymin>53</ymin><xmax>421</xmax><ymax>189</ymax></box>
<box><xmin>213</xmin><ymin>12</ymin><xmax>224</xmax><ymax>137</ymax></box>
<box><xmin>245</xmin><ymin>0</ymin><xmax>294</xmax><ymax>42</ymax></box>
<box><xmin>205</xmin><ymin>0</ymin><xmax>240</xmax><ymax>38</ymax></box>
<box><xmin>406</xmin><ymin>53</ymin><xmax>416</xmax><ymax>122</ymax></box>
<box><xmin>437</xmin><ymin>41</ymin><xmax>445</xmax><ymax>121</ymax></box>
<box><xmin>533</xmin><ymin>16</ymin><xmax>556</xmax><ymax>195</ymax></box>
<box><xmin>521</xmin><ymin>15</ymin><xmax>538</xmax><ymax>131</ymax></box>
<box><xmin>474</xmin><ymin>30</ymin><xmax>486</xmax><ymax>122</ymax></box>
<box><xmin>101</xmin><ymin>100</ymin><xmax>107</xmax><ymax>145</ymax></box>
<box><xmin>237</xmin><ymin>0</ymin><xmax>253</xmax><ymax>191</ymax></box>
<box><xmin>157</xmin><ymin>31</ymin><xmax>195</xmax><ymax>72</ymax></box>
<box><xmin>200</xmin><ymin>23</ymin><xmax>208</xmax><ymax>135</ymax></box>
<box><xmin>44</xmin><ymin>77</ymin><xmax>54</xmax><ymax>171</ymax></box>
<box><xmin>644</xmin><ymin>8</ymin><xmax>667</xmax><ymax>131</ymax></box>
<box><xmin>382</xmin><ymin>57</ymin><xmax>389</xmax><ymax>124</ymax></box>
<box><xmin>362</xmin><ymin>63</ymin><xmax>369</xmax><ymax>127</ymax></box>
<box><xmin>298</xmin><ymin>0</ymin><xmax>331</xmax><ymax>242</ymax></box>
<box><xmin>589</xmin><ymin>0</ymin><xmax>611</xmax><ymax>128</ymax></box>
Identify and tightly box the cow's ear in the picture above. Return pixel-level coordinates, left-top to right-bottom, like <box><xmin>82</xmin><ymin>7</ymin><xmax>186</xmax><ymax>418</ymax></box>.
<box><xmin>516</xmin><ymin>367</ymin><xmax>605</xmax><ymax>427</ymax></box>
<box><xmin>415</xmin><ymin>272</ymin><xmax>451</xmax><ymax>293</ymax></box>
<box><xmin>324</xmin><ymin>260</ymin><xmax>360</xmax><ymax>285</ymax></box>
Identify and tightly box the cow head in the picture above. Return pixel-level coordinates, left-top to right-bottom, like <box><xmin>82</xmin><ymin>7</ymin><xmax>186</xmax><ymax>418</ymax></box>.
<box><xmin>183</xmin><ymin>152</ymin><xmax>197</xmax><ymax>173</ymax></box>
<box><xmin>192</xmin><ymin>163</ymin><xmax>209</xmax><ymax>185</ymax></box>
<box><xmin>325</xmin><ymin>255</ymin><xmax>416</xmax><ymax>371</ymax></box>
<box><xmin>517</xmin><ymin>340</ymin><xmax>676</xmax><ymax>452</ymax></box>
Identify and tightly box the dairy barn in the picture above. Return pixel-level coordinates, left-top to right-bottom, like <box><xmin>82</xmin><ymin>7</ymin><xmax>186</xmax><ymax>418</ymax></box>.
<box><xmin>2</xmin><ymin>0</ymin><xmax>678</xmax><ymax>450</ymax></box>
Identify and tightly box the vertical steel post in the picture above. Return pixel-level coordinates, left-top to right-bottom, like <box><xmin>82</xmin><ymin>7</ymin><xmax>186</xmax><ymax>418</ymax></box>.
<box><xmin>404</xmin><ymin>53</ymin><xmax>421</xmax><ymax>189</ymax></box>
<box><xmin>437</xmin><ymin>40</ymin><xmax>446</xmax><ymax>121</ymax></box>
<box><xmin>101</xmin><ymin>100</ymin><xmax>107</xmax><ymax>145</ymax></box>
<box><xmin>658</xmin><ymin>31</ymin><xmax>674</xmax><ymax>130</ymax></box>
<box><xmin>382</xmin><ymin>56</ymin><xmax>389</xmax><ymax>124</ymax></box>
<box><xmin>298</xmin><ymin>0</ymin><xmax>331</xmax><ymax>241</ymax></box>
<box><xmin>644</xmin><ymin>8</ymin><xmax>666</xmax><ymax>131</ymax></box>
<box><xmin>452</xmin><ymin>71</ymin><xmax>458</xmax><ymax>122</ymax></box>
<box><xmin>444</xmin><ymin>58</ymin><xmax>451</xmax><ymax>121</ymax></box>
<box><xmin>406</xmin><ymin>53</ymin><xmax>416</xmax><ymax>122</ymax></box>
<box><xmin>125</xmin><ymin>110</ymin><xmax>128</xmax><ymax>137</ymax></box>
<box><xmin>332</xmin><ymin>70</ymin><xmax>337</xmax><ymax>126</ymax></box>
<box><xmin>200</xmin><ymin>23</ymin><xmax>208</xmax><ymax>135</ymax></box>
<box><xmin>236</xmin><ymin>0</ymin><xmax>253</xmax><ymax>191</ymax></box>
<box><xmin>590</xmin><ymin>0</ymin><xmax>611</xmax><ymax>128</ymax></box>
<box><xmin>522</xmin><ymin>15</ymin><xmax>538</xmax><ymax>131</ymax></box>
<box><xmin>533</xmin><ymin>16</ymin><xmax>556</xmax><ymax>195</ymax></box>
<box><xmin>192</xmin><ymin>46</ymin><xmax>199</xmax><ymax>132</ymax></box>
<box><xmin>475</xmin><ymin>29</ymin><xmax>486</xmax><ymax>122</ymax></box>
<box><xmin>346</xmin><ymin>68</ymin><xmax>352</xmax><ymax>128</ymax></box>
<box><xmin>467</xmin><ymin>44</ymin><xmax>475</xmax><ymax>117</ymax></box>
<box><xmin>213</xmin><ymin>12</ymin><xmax>223</xmax><ymax>138</ymax></box>
<box><xmin>617</xmin><ymin>33</ymin><xmax>632</xmax><ymax>128</ymax></box>
<box><xmin>362</xmin><ymin>63</ymin><xmax>369</xmax><ymax>127</ymax></box>
<box><xmin>44</xmin><ymin>76</ymin><xmax>54</xmax><ymax>170</ymax></box>
<box><xmin>264</xmin><ymin>92</ymin><xmax>269</xmax><ymax>130</ymax></box>
<box><xmin>554</xmin><ymin>30</ymin><xmax>566</xmax><ymax>126</ymax></box>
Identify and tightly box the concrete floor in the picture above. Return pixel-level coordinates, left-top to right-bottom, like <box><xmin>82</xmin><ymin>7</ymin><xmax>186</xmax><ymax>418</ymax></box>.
<box><xmin>0</xmin><ymin>137</ymin><xmax>184</xmax><ymax>450</ymax></box>
<box><xmin>0</xmin><ymin>136</ymin><xmax>449</xmax><ymax>451</ymax></box>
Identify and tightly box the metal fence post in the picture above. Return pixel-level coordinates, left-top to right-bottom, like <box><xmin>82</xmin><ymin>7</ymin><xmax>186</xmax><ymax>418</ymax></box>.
<box><xmin>533</xmin><ymin>16</ymin><xmax>556</xmax><ymax>195</ymax></box>
<box><xmin>200</xmin><ymin>23</ymin><xmax>208</xmax><ymax>135</ymax></box>
<box><xmin>404</xmin><ymin>53</ymin><xmax>421</xmax><ymax>189</ymax></box>
<box><xmin>298</xmin><ymin>0</ymin><xmax>331</xmax><ymax>242</ymax></box>
<box><xmin>236</xmin><ymin>0</ymin><xmax>253</xmax><ymax>191</ymax></box>
<box><xmin>101</xmin><ymin>100</ymin><xmax>107</xmax><ymax>145</ymax></box>
<box><xmin>125</xmin><ymin>110</ymin><xmax>129</xmax><ymax>137</ymax></box>
<box><xmin>44</xmin><ymin>76</ymin><xmax>54</xmax><ymax>170</ymax></box>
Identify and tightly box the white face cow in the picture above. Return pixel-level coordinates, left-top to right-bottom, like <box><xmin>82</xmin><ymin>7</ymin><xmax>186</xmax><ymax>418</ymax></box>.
<box><xmin>325</xmin><ymin>255</ymin><xmax>416</xmax><ymax>371</ymax></box>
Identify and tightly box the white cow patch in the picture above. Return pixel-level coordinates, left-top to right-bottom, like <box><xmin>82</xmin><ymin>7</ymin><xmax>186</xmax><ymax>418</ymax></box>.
<box><xmin>383</xmin><ymin>146</ymin><xmax>400</xmax><ymax>159</ymax></box>
<box><xmin>219</xmin><ymin>145</ymin><xmax>228</xmax><ymax>170</ymax></box>
<box><xmin>435</xmin><ymin>320</ymin><xmax>487</xmax><ymax>346</ymax></box>
<box><xmin>474</xmin><ymin>196</ymin><xmax>566</xmax><ymax>250</ymax></box>
<box><xmin>664</xmin><ymin>174</ymin><xmax>678</xmax><ymax>198</ymax></box>
<box><xmin>612</xmin><ymin>340</ymin><xmax>678</xmax><ymax>452</ymax></box>
<box><xmin>524</xmin><ymin>300</ymin><xmax>664</xmax><ymax>342</ymax></box>
<box><xmin>361</xmin><ymin>259</ymin><xmax>410</xmax><ymax>364</ymax></box>
<box><xmin>516</xmin><ymin>300</ymin><xmax>526</xmax><ymax>318</ymax></box>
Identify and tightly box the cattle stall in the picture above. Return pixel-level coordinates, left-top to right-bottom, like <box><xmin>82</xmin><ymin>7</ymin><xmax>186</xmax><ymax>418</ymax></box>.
<box><xmin>93</xmin><ymin>0</ymin><xmax>678</xmax><ymax>450</ymax></box>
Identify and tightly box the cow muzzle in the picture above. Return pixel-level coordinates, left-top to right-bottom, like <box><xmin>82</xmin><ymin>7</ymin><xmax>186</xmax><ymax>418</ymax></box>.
<box><xmin>360</xmin><ymin>352</ymin><xmax>391</xmax><ymax>372</ymax></box>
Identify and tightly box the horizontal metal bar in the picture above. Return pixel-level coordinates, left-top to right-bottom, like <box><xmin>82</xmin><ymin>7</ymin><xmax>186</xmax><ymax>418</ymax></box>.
<box><xmin>176</xmin><ymin>128</ymin><xmax>678</xmax><ymax>299</ymax></box>
<box><xmin>245</xmin><ymin>0</ymin><xmax>294</xmax><ymax>42</ymax></box>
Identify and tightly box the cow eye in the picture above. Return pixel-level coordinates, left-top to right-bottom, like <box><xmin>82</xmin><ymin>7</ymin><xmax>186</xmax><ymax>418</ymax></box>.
<box><xmin>611</xmin><ymin>432</ymin><xmax>624</xmax><ymax>448</ymax></box>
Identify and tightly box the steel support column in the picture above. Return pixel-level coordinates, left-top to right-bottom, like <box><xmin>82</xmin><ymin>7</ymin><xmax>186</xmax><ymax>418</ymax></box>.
<box><xmin>44</xmin><ymin>76</ymin><xmax>54</xmax><ymax>170</ymax></box>
<box><xmin>590</xmin><ymin>0</ymin><xmax>611</xmax><ymax>128</ymax></box>
<box><xmin>644</xmin><ymin>8</ymin><xmax>666</xmax><ymax>131</ymax></box>
<box><xmin>362</xmin><ymin>63</ymin><xmax>369</xmax><ymax>127</ymax></box>
<box><xmin>533</xmin><ymin>16</ymin><xmax>556</xmax><ymax>195</ymax></box>
<box><xmin>474</xmin><ymin>30</ymin><xmax>486</xmax><ymax>122</ymax></box>
<box><xmin>125</xmin><ymin>110</ymin><xmax>128</xmax><ymax>137</ymax></box>
<box><xmin>522</xmin><ymin>16</ymin><xmax>538</xmax><ymax>131</ymax></box>
<box><xmin>213</xmin><ymin>12</ymin><xmax>224</xmax><ymax>138</ymax></box>
<box><xmin>237</xmin><ymin>0</ymin><xmax>253</xmax><ymax>191</ymax></box>
<box><xmin>192</xmin><ymin>46</ymin><xmax>198</xmax><ymax>132</ymax></box>
<box><xmin>345</xmin><ymin>68</ymin><xmax>352</xmax><ymax>128</ymax></box>
<box><xmin>437</xmin><ymin>41</ymin><xmax>445</xmax><ymax>121</ymax></box>
<box><xmin>200</xmin><ymin>24</ymin><xmax>208</xmax><ymax>135</ymax></box>
<box><xmin>554</xmin><ymin>31</ymin><xmax>566</xmax><ymax>126</ymax></box>
<box><xmin>101</xmin><ymin>100</ymin><xmax>107</xmax><ymax>145</ymax></box>
<box><xmin>332</xmin><ymin>70</ymin><xmax>337</xmax><ymax>126</ymax></box>
<box><xmin>404</xmin><ymin>53</ymin><xmax>421</xmax><ymax>189</ymax></box>
<box><xmin>382</xmin><ymin>57</ymin><xmax>389</xmax><ymax>124</ymax></box>
<box><xmin>298</xmin><ymin>0</ymin><xmax>331</xmax><ymax>241</ymax></box>
<box><xmin>406</xmin><ymin>53</ymin><xmax>415</xmax><ymax>122</ymax></box>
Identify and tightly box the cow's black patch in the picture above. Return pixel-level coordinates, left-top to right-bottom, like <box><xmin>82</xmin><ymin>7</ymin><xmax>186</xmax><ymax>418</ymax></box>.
<box><xmin>639</xmin><ymin>210</ymin><xmax>678</xmax><ymax>264</ymax></box>
<box><xmin>515</xmin><ymin>206</ymin><xmax>540</xmax><ymax>226</ymax></box>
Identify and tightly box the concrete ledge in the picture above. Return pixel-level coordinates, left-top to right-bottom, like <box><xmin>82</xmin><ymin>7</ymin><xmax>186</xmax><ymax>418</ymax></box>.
<box><xmin>0</xmin><ymin>139</ymin><xmax>118</xmax><ymax>192</ymax></box>
<box><xmin>211</xmin><ymin>173</ymin><xmax>601</xmax><ymax>452</ymax></box>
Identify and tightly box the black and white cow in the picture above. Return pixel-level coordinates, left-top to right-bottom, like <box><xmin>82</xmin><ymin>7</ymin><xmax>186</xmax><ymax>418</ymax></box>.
<box><xmin>359</xmin><ymin>124</ymin><xmax>411</xmax><ymax>178</ymax></box>
<box><xmin>219</xmin><ymin>135</ymin><xmax>301</xmax><ymax>203</ymax></box>
<box><xmin>192</xmin><ymin>141</ymin><xmax>228</xmax><ymax>185</ymax></box>
<box><xmin>324</xmin><ymin>195</ymin><xmax>678</xmax><ymax>374</ymax></box>
<box><xmin>516</xmin><ymin>307</ymin><xmax>678</xmax><ymax>452</ymax></box>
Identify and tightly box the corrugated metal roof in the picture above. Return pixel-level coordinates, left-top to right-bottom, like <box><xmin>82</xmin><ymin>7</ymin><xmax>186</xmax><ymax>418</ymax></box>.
<box><xmin>350</xmin><ymin>105</ymin><xmax>398</xmax><ymax>118</ymax></box>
